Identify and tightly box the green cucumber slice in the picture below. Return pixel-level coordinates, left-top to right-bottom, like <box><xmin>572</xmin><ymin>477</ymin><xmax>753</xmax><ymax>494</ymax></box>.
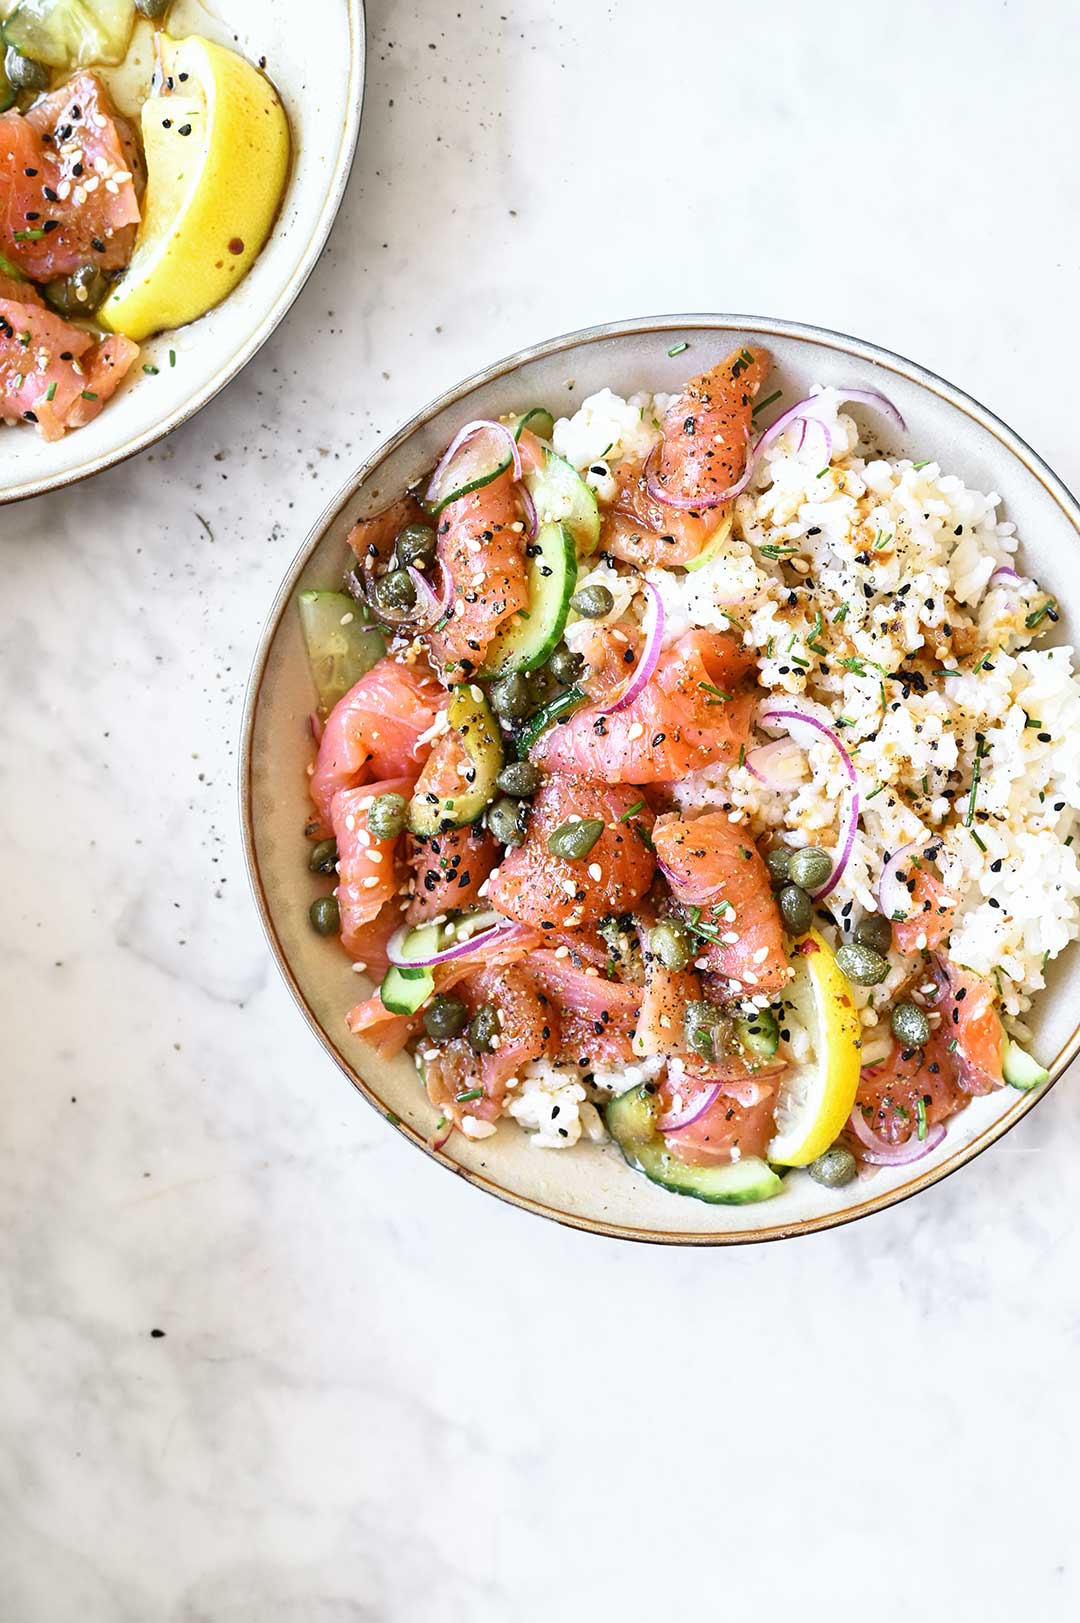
<box><xmin>298</xmin><ymin>590</ymin><xmax>385</xmax><ymax>719</ymax></box>
<box><xmin>378</xmin><ymin>924</ymin><xmax>441</xmax><ymax>1014</ymax></box>
<box><xmin>683</xmin><ymin>508</ymin><xmax>735</xmax><ymax>572</ymax></box>
<box><xmin>425</xmin><ymin>422</ymin><xmax>514</xmax><ymax>516</ymax></box>
<box><xmin>481</xmin><ymin>521</ymin><xmax>577</xmax><ymax>677</ymax></box>
<box><xmin>605</xmin><ymin>1083</ymin><xmax>784</xmax><ymax>1205</ymax></box>
<box><xmin>514</xmin><ymin>407</ymin><xmax>555</xmax><ymax>442</ymax></box>
<box><xmin>1002</xmin><ymin>1038</ymin><xmax>1049</xmax><ymax>1091</ymax></box>
<box><xmin>4</xmin><ymin>0</ymin><xmax>135</xmax><ymax>68</ymax></box>
<box><xmin>515</xmin><ymin>684</ymin><xmax>586</xmax><ymax>758</ymax></box>
<box><xmin>524</xmin><ymin>449</ymin><xmax>601</xmax><ymax>556</ymax></box>
<box><xmin>736</xmin><ymin>1007</ymin><xmax>779</xmax><ymax>1060</ymax></box>
<box><xmin>407</xmin><ymin>684</ymin><xmax>503</xmax><ymax>835</ymax></box>
<box><xmin>0</xmin><ymin>48</ymin><xmax>15</xmax><ymax>113</ymax></box>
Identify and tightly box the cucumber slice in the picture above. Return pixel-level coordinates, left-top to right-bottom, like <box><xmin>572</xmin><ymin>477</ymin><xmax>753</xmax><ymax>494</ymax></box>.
<box><xmin>481</xmin><ymin>521</ymin><xmax>577</xmax><ymax>677</ymax></box>
<box><xmin>683</xmin><ymin>508</ymin><xmax>735</xmax><ymax>573</ymax></box>
<box><xmin>407</xmin><ymin>683</ymin><xmax>503</xmax><ymax>835</ymax></box>
<box><xmin>515</xmin><ymin>684</ymin><xmax>586</xmax><ymax>758</ymax></box>
<box><xmin>736</xmin><ymin>1007</ymin><xmax>779</xmax><ymax>1060</ymax></box>
<box><xmin>4</xmin><ymin>0</ymin><xmax>135</xmax><ymax>68</ymax></box>
<box><xmin>0</xmin><ymin>48</ymin><xmax>14</xmax><ymax>113</ymax></box>
<box><xmin>425</xmin><ymin>423</ymin><xmax>514</xmax><ymax>516</ymax></box>
<box><xmin>0</xmin><ymin>253</ymin><xmax>22</xmax><ymax>280</ymax></box>
<box><xmin>298</xmin><ymin>590</ymin><xmax>385</xmax><ymax>719</ymax></box>
<box><xmin>379</xmin><ymin>924</ymin><xmax>440</xmax><ymax>1014</ymax></box>
<box><xmin>514</xmin><ymin>407</ymin><xmax>554</xmax><ymax>442</ymax></box>
<box><xmin>524</xmin><ymin>448</ymin><xmax>601</xmax><ymax>556</ymax></box>
<box><xmin>605</xmin><ymin>1083</ymin><xmax>784</xmax><ymax>1205</ymax></box>
<box><xmin>1002</xmin><ymin>1038</ymin><xmax>1049</xmax><ymax>1091</ymax></box>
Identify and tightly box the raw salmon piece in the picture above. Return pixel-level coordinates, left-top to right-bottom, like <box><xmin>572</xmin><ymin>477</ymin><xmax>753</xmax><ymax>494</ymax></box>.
<box><xmin>1</xmin><ymin>277</ymin><xmax>138</xmax><ymax>438</ymax></box>
<box><xmin>310</xmin><ymin>656</ymin><xmax>443</xmax><ymax>830</ymax></box>
<box><xmin>601</xmin><ymin>463</ymin><xmax>726</xmax><ymax>570</ymax></box>
<box><xmin>933</xmin><ymin>959</ymin><xmax>1004</xmax><ymax>1095</ymax></box>
<box><xmin>654</xmin><ymin>347</ymin><xmax>771</xmax><ymax>508</ymax></box>
<box><xmin>405</xmin><ymin>822</ymin><xmax>500</xmax><ymax>924</ymax></box>
<box><xmin>660</xmin><ymin>1083</ymin><xmax>776</xmax><ymax>1166</ymax></box>
<box><xmin>653</xmin><ymin>811</ymin><xmax>789</xmax><ymax>998</ymax></box>
<box><xmin>633</xmin><ymin>915</ymin><xmax>702</xmax><ymax>1059</ymax></box>
<box><xmin>330</xmin><ymin>777</ymin><xmax>414</xmax><ymax>957</ymax></box>
<box><xmin>426</xmin><ymin>467</ymin><xmax>528</xmax><ymax>680</ymax></box>
<box><xmin>529</xmin><ymin>949</ymin><xmax>641</xmax><ymax>1066</ymax></box>
<box><xmin>892</xmin><ymin>863</ymin><xmax>957</xmax><ymax>955</ymax></box>
<box><xmin>424</xmin><ymin>962</ymin><xmax>558</xmax><ymax>1126</ymax></box>
<box><xmin>346</xmin><ymin>494</ymin><xmax>430</xmax><ymax>569</ymax></box>
<box><xmin>345</xmin><ymin>998</ymin><xmax>420</xmax><ymax>1059</ymax></box>
<box><xmin>534</xmin><ymin>630</ymin><xmax>755</xmax><ymax>782</ymax></box>
<box><xmin>1</xmin><ymin>73</ymin><xmax>142</xmax><ymax>280</ymax></box>
<box><xmin>855</xmin><ymin>1034</ymin><xmax>969</xmax><ymax>1145</ymax></box>
<box><xmin>488</xmin><ymin>775</ymin><xmax>655</xmax><ymax>931</ymax></box>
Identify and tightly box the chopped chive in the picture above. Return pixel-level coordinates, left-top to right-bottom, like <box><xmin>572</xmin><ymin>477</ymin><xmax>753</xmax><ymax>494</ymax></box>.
<box><xmin>915</xmin><ymin>1098</ymin><xmax>927</xmax><ymax>1141</ymax></box>
<box><xmin>921</xmin><ymin>774</ymin><xmax>930</xmax><ymax>795</ymax></box>
<box><xmin>80</xmin><ymin>390</ymin><xmax>98</xmax><ymax>401</ymax></box>
<box><xmin>738</xmin><ymin>743</ymin><xmax>745</xmax><ymax>768</ymax></box>
<box><xmin>667</xmin><ymin>340</ymin><xmax>688</xmax><ymax>357</ymax></box>
<box><xmin>839</xmin><ymin>655</ymin><xmax>866</xmax><ymax>675</ymax></box>
<box><xmin>912</xmin><ymin>459</ymin><xmax>931</xmax><ymax>470</ymax></box>
<box><xmin>969</xmin><ymin>828</ymin><xmax>987</xmax><ymax>852</ymax></box>
<box><xmin>13</xmin><ymin>228</ymin><xmax>45</xmax><ymax>242</ymax></box>
<box><xmin>1041</xmin><ymin>950</ymin><xmax>1050</xmax><ymax>972</ymax></box>
<box><xmin>45</xmin><ymin>381</ymin><xmax>56</xmax><ymax>401</ymax></box>
<box><xmin>751</xmin><ymin>387</ymin><xmax>783</xmax><ymax>419</ymax></box>
<box><xmin>698</xmin><ymin>682</ymin><xmax>731</xmax><ymax>701</ymax></box>
<box><xmin>631</xmin><ymin>820</ymin><xmax>654</xmax><ymax>853</ymax></box>
<box><xmin>1025</xmin><ymin>597</ymin><xmax>1058</xmax><ymax>629</ymax></box>
<box><xmin>759</xmin><ymin>544</ymin><xmax>799</xmax><ymax>561</ymax></box>
<box><xmin>790</xmin><ymin>656</ymin><xmax>809</xmax><ymax>669</ymax></box>
<box><xmin>964</xmin><ymin>735</ymin><xmax>987</xmax><ymax>826</ymax></box>
<box><xmin>721</xmin><ymin>610</ymin><xmax>745</xmax><ymax>630</ymax></box>
<box><xmin>832</xmin><ymin>603</ymin><xmax>849</xmax><ymax>623</ymax></box>
<box><xmin>454</xmin><ymin>1088</ymin><xmax>484</xmax><ymax>1103</ymax></box>
<box><xmin>143</xmin><ymin>363</ymin><xmax>160</xmax><ymax>375</ymax></box>
<box><xmin>1024</xmin><ymin>717</ymin><xmax>1043</xmax><ymax>729</ymax></box>
<box><xmin>619</xmin><ymin>800</ymin><xmax>645</xmax><ymax>823</ymax></box>
<box><xmin>972</xmin><ymin>651</ymin><xmax>991</xmax><ymax>673</ymax></box>
<box><xmin>816</xmin><ymin>467</ymin><xmax>829</xmax><ymax>478</ymax></box>
<box><xmin>947</xmin><ymin>1038</ymin><xmax>959</xmax><ymax>1053</ymax></box>
<box><xmin>169</xmin><ymin>349</ymin><xmax>176</xmax><ymax>367</ymax></box>
<box><xmin>865</xmin><ymin>784</ymin><xmax>885</xmax><ymax>801</ymax></box>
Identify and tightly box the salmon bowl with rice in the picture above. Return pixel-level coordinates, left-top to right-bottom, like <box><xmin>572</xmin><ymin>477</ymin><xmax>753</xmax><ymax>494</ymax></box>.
<box><xmin>254</xmin><ymin>322</ymin><xmax>1080</xmax><ymax>1227</ymax></box>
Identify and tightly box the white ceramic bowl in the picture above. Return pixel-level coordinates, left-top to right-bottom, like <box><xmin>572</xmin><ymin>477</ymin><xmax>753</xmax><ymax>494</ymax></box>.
<box><xmin>241</xmin><ymin>314</ymin><xmax>1080</xmax><ymax>1244</ymax></box>
<box><xmin>1</xmin><ymin>0</ymin><xmax>364</xmax><ymax>503</ymax></box>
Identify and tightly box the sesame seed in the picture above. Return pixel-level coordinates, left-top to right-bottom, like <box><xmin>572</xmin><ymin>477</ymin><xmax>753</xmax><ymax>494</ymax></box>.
<box><xmin>362</xmin><ymin>875</ymin><xmax>380</xmax><ymax>889</ymax></box>
<box><xmin>588</xmin><ymin>862</ymin><xmax>602</xmax><ymax>881</ymax></box>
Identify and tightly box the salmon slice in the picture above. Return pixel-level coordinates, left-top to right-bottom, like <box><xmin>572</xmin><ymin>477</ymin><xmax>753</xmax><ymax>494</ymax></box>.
<box><xmin>892</xmin><ymin>861</ymin><xmax>957</xmax><ymax>955</ymax></box>
<box><xmin>1</xmin><ymin>73</ymin><xmax>142</xmax><ymax>280</ymax></box>
<box><xmin>0</xmin><ymin>275</ymin><xmax>138</xmax><ymax>438</ymax></box>
<box><xmin>426</xmin><ymin>467</ymin><xmax>528</xmax><ymax>680</ymax></box>
<box><xmin>601</xmin><ymin>464</ymin><xmax>726</xmax><ymax>570</ymax></box>
<box><xmin>660</xmin><ymin>1081</ymin><xmax>777</xmax><ymax>1166</ymax></box>
<box><xmin>653</xmin><ymin>811</ymin><xmax>789</xmax><ymax>998</ymax></box>
<box><xmin>405</xmin><ymin>822</ymin><xmax>500</xmax><ymax>924</ymax></box>
<box><xmin>488</xmin><ymin>775</ymin><xmax>655</xmax><ymax>931</ymax></box>
<box><xmin>632</xmin><ymin>913</ymin><xmax>702</xmax><ymax>1058</ymax></box>
<box><xmin>933</xmin><ymin>959</ymin><xmax>1004</xmax><ymax>1095</ymax></box>
<box><xmin>346</xmin><ymin>494</ymin><xmax>429</xmax><ymax>570</ymax></box>
<box><xmin>310</xmin><ymin>656</ymin><xmax>443</xmax><ymax>830</ymax></box>
<box><xmin>330</xmin><ymin>776</ymin><xmax>413</xmax><ymax>957</ymax></box>
<box><xmin>423</xmin><ymin>962</ymin><xmax>559</xmax><ymax>1127</ymax></box>
<box><xmin>534</xmin><ymin>630</ymin><xmax>755</xmax><ymax>782</ymax></box>
<box><xmin>529</xmin><ymin>949</ymin><xmax>641</xmax><ymax>1067</ymax></box>
<box><xmin>855</xmin><ymin>1034</ymin><xmax>969</xmax><ymax>1145</ymax></box>
<box><xmin>345</xmin><ymin>998</ymin><xmax>420</xmax><ymax>1059</ymax></box>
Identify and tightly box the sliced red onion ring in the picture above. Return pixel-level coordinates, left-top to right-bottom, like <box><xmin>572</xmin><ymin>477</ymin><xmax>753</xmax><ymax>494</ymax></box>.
<box><xmin>758</xmin><ymin>708</ymin><xmax>859</xmax><ymax>898</ymax></box>
<box><xmin>518</xmin><ymin>481</ymin><xmax>538</xmax><ymax>540</ymax></box>
<box><xmin>430</xmin><ymin>1120</ymin><xmax>455</xmax><ymax>1152</ymax></box>
<box><xmin>745</xmin><ymin>737</ymin><xmax>807</xmax><ymax>790</ymax></box>
<box><xmin>407</xmin><ymin>563</ymin><xmax>453</xmax><ymax>628</ymax></box>
<box><xmin>425</xmin><ymin>418</ymin><xmax>522</xmax><ymax>511</ymax></box>
<box><xmin>849</xmin><ymin>1102</ymin><xmax>945</xmax><ymax>1165</ymax></box>
<box><xmin>754</xmin><ymin>398</ymin><xmax>834</xmax><ymax>465</ymax></box>
<box><xmin>643</xmin><ymin>432</ymin><xmax>753</xmax><ymax>511</ymax></box>
<box><xmin>602</xmin><ymin>579</ymin><xmax>664</xmax><ymax>714</ymax></box>
<box><xmin>308</xmin><ymin>712</ymin><xmax>324</xmax><ymax>745</ymax></box>
<box><xmin>658</xmin><ymin>1083</ymin><xmax>721</xmax><ymax>1133</ymax></box>
<box><xmin>877</xmin><ymin>839</ymin><xmax>925</xmax><ymax>923</ymax></box>
<box><xmin>988</xmin><ymin>566</ymin><xmax>1021</xmax><ymax>586</ymax></box>
<box><xmin>387</xmin><ymin>912</ymin><xmax>518</xmax><ymax>969</ymax></box>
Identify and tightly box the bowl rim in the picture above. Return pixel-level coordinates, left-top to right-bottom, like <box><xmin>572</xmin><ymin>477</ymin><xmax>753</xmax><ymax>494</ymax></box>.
<box><xmin>239</xmin><ymin>310</ymin><xmax>1080</xmax><ymax>1245</ymax></box>
<box><xmin>2</xmin><ymin>0</ymin><xmax>367</xmax><ymax>507</ymax></box>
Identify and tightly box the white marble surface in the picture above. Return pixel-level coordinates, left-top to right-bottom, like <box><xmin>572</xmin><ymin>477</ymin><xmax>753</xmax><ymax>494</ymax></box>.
<box><xmin>4</xmin><ymin>1</ymin><xmax>1080</xmax><ymax>1617</ymax></box>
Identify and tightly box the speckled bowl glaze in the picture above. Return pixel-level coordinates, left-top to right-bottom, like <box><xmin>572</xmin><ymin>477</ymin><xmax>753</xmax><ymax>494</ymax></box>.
<box><xmin>2</xmin><ymin>0</ymin><xmax>364</xmax><ymax>504</ymax></box>
<box><xmin>241</xmin><ymin>314</ymin><xmax>1080</xmax><ymax>1244</ymax></box>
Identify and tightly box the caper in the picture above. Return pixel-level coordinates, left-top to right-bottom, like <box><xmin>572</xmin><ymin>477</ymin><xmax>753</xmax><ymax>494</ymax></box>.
<box><xmin>547</xmin><ymin>817</ymin><xmax>604</xmax><ymax>861</ymax></box>
<box><xmin>570</xmin><ymin>583</ymin><xmax>615</xmax><ymax>619</ymax></box>
<box><xmin>423</xmin><ymin>993</ymin><xmax>468</xmax><ymax>1040</ymax></box>
<box><xmin>309</xmin><ymin>895</ymin><xmax>340</xmax><ymax>936</ymax></box>
<box><xmin>835</xmin><ymin>942</ymin><xmax>890</xmax><ymax>986</ymax></box>
<box><xmin>308</xmin><ymin>837</ymin><xmax>338</xmax><ymax>874</ymax></box>
<box><xmin>488</xmin><ymin>672</ymin><xmax>532</xmax><ymax>719</ymax></box>
<box><xmin>135</xmin><ymin>0</ymin><xmax>172</xmax><ymax>17</ymax></box>
<box><xmin>778</xmin><ymin>884</ymin><xmax>813</xmax><ymax>936</ymax></box>
<box><xmin>367</xmin><ymin>792</ymin><xmax>407</xmax><ymax>841</ymax></box>
<box><xmin>853</xmin><ymin>912</ymin><xmax>893</xmax><ymax>955</ymax></box>
<box><xmin>765</xmin><ymin>846</ymin><xmax>791</xmax><ymax>887</ymax></box>
<box><xmin>808</xmin><ymin>1146</ymin><xmax>858</xmax><ymax>1188</ymax></box>
<box><xmin>495</xmin><ymin>760</ymin><xmax>543</xmax><ymax>798</ymax></box>
<box><xmin>487</xmin><ymin>796</ymin><xmax>526</xmax><ymax>847</ymax></box>
<box><xmin>5</xmin><ymin>46</ymin><xmax>49</xmax><ymax>91</ymax></box>
<box><xmin>788</xmin><ymin>846</ymin><xmax>833</xmax><ymax>892</ymax></box>
<box><xmin>548</xmin><ymin>644</ymin><xmax>584</xmax><ymax>686</ymax></box>
<box><xmin>42</xmin><ymin>264</ymin><xmax>110</xmax><ymax>319</ymax></box>
<box><xmin>891</xmin><ymin>1001</ymin><xmax>931</xmax><ymax>1047</ymax></box>
<box><xmin>648</xmin><ymin>920</ymin><xmax>692</xmax><ymax>972</ymax></box>
<box><xmin>370</xmin><ymin>568</ymin><xmax>416</xmax><ymax>617</ymax></box>
<box><xmin>467</xmin><ymin>1003</ymin><xmax>500</xmax><ymax>1055</ymax></box>
<box><xmin>684</xmin><ymin>1000</ymin><xmax>724</xmax><ymax>1063</ymax></box>
<box><xmin>394</xmin><ymin>521</ymin><xmax>437</xmax><ymax>569</ymax></box>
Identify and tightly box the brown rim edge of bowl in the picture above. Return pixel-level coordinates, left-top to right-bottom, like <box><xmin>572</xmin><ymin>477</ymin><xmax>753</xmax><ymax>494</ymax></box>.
<box><xmin>239</xmin><ymin>311</ymin><xmax>1080</xmax><ymax>1246</ymax></box>
<box><xmin>1</xmin><ymin>0</ymin><xmax>367</xmax><ymax>507</ymax></box>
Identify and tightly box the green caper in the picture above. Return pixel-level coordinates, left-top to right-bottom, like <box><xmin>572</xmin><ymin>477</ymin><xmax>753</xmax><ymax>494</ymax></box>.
<box><xmin>570</xmin><ymin>583</ymin><xmax>615</xmax><ymax>619</ymax></box>
<box><xmin>367</xmin><ymin>792</ymin><xmax>407</xmax><ymax>841</ymax></box>
<box><xmin>808</xmin><ymin>1146</ymin><xmax>858</xmax><ymax>1188</ymax></box>
<box><xmin>765</xmin><ymin>846</ymin><xmax>791</xmax><ymax>887</ymax></box>
<box><xmin>135</xmin><ymin>0</ymin><xmax>172</xmax><ymax>17</ymax></box>
<box><xmin>467</xmin><ymin>1003</ymin><xmax>500</xmax><ymax>1055</ymax></box>
<box><xmin>495</xmin><ymin>760</ymin><xmax>543</xmax><ymax>798</ymax></box>
<box><xmin>547</xmin><ymin>817</ymin><xmax>604</xmax><ymax>861</ymax></box>
<box><xmin>778</xmin><ymin>884</ymin><xmax>814</xmax><ymax>936</ymax></box>
<box><xmin>548</xmin><ymin>644</ymin><xmax>584</xmax><ymax>687</ymax></box>
<box><xmin>309</xmin><ymin>895</ymin><xmax>340</xmax><ymax>936</ymax></box>
<box><xmin>853</xmin><ymin>913</ymin><xmax>893</xmax><ymax>955</ymax></box>
<box><xmin>685</xmin><ymin>1000</ymin><xmax>724</xmax><ymax>1063</ymax></box>
<box><xmin>835</xmin><ymin>942</ymin><xmax>890</xmax><ymax>986</ymax></box>
<box><xmin>5</xmin><ymin>45</ymin><xmax>49</xmax><ymax>91</ymax></box>
<box><xmin>423</xmin><ymin>993</ymin><xmax>468</xmax><ymax>1040</ymax></box>
<box><xmin>487</xmin><ymin>796</ymin><xmax>526</xmax><ymax>847</ymax></box>
<box><xmin>788</xmin><ymin>846</ymin><xmax>833</xmax><ymax>892</ymax></box>
<box><xmin>42</xmin><ymin>264</ymin><xmax>110</xmax><ymax>319</ymax></box>
<box><xmin>891</xmin><ymin>1001</ymin><xmax>931</xmax><ymax>1048</ymax></box>
<box><xmin>308</xmin><ymin>837</ymin><xmax>338</xmax><ymax>874</ymax></box>
<box><xmin>648</xmin><ymin>920</ymin><xmax>692</xmax><ymax>972</ymax></box>
<box><xmin>370</xmin><ymin>568</ymin><xmax>417</xmax><ymax>617</ymax></box>
<box><xmin>394</xmin><ymin>521</ymin><xmax>437</xmax><ymax>569</ymax></box>
<box><xmin>488</xmin><ymin>672</ymin><xmax>533</xmax><ymax>719</ymax></box>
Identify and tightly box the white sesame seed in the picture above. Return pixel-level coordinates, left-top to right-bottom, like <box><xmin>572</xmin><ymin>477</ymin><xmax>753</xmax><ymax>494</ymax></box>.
<box><xmin>721</xmin><ymin>931</ymin><xmax>739</xmax><ymax>945</ymax></box>
<box><xmin>753</xmin><ymin>945</ymin><xmax>769</xmax><ymax>964</ymax></box>
<box><xmin>588</xmin><ymin>862</ymin><xmax>602</xmax><ymax>881</ymax></box>
<box><xmin>362</xmin><ymin>875</ymin><xmax>380</xmax><ymax>889</ymax></box>
<box><xmin>752</xmin><ymin>994</ymin><xmax>770</xmax><ymax>1008</ymax></box>
<box><xmin>366</xmin><ymin>849</ymin><xmax>384</xmax><ymax>864</ymax></box>
<box><xmin>345</xmin><ymin>814</ymin><xmax>356</xmax><ymax>832</ymax></box>
<box><xmin>352</xmin><ymin>962</ymin><xmax>368</xmax><ymax>973</ymax></box>
<box><xmin>554</xmin><ymin>945</ymin><xmax>570</xmax><ymax>959</ymax></box>
<box><xmin>560</xmin><ymin>878</ymin><xmax>577</xmax><ymax>897</ymax></box>
<box><xmin>627</xmin><ymin>722</ymin><xmax>645</xmax><ymax>741</ymax></box>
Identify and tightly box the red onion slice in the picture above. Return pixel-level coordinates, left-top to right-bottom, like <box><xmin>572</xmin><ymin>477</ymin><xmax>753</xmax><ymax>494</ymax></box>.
<box><xmin>308</xmin><ymin>712</ymin><xmax>324</xmax><ymax>745</ymax></box>
<box><xmin>407</xmin><ymin>563</ymin><xmax>453</xmax><ymax>628</ymax></box>
<box><xmin>833</xmin><ymin>387</ymin><xmax>907</xmax><ymax>434</ymax></box>
<box><xmin>425</xmin><ymin>419</ymin><xmax>522</xmax><ymax>512</ymax></box>
<box><xmin>745</xmin><ymin>737</ymin><xmax>808</xmax><ymax>790</ymax></box>
<box><xmin>602</xmin><ymin>579</ymin><xmax>665</xmax><ymax>715</ymax></box>
<box><xmin>658</xmin><ymin>1083</ymin><xmax>721</xmax><ymax>1133</ymax></box>
<box><xmin>849</xmin><ymin>1103</ymin><xmax>945</xmax><ymax>1165</ymax></box>
<box><xmin>518</xmin><ymin>481</ymin><xmax>538</xmax><ymax>540</ymax></box>
<box><xmin>758</xmin><ymin>708</ymin><xmax>859</xmax><ymax>898</ymax></box>
<box><xmin>877</xmin><ymin>839</ymin><xmax>925</xmax><ymax>923</ymax></box>
<box><xmin>988</xmin><ymin>566</ymin><xmax>1021</xmax><ymax>587</ymax></box>
<box><xmin>644</xmin><ymin>433</ymin><xmax>753</xmax><ymax>511</ymax></box>
<box><xmin>387</xmin><ymin>912</ymin><xmax>518</xmax><ymax>969</ymax></box>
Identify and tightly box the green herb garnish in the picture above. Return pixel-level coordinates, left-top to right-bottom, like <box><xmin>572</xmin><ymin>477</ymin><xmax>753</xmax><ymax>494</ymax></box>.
<box><xmin>667</xmin><ymin>341</ymin><xmax>688</xmax><ymax>357</ymax></box>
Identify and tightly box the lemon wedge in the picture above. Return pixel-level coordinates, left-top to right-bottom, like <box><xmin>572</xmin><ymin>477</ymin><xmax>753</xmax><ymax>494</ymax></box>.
<box><xmin>767</xmin><ymin>929</ymin><xmax>862</xmax><ymax>1167</ymax></box>
<box><xmin>99</xmin><ymin>34</ymin><xmax>289</xmax><ymax>342</ymax></box>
